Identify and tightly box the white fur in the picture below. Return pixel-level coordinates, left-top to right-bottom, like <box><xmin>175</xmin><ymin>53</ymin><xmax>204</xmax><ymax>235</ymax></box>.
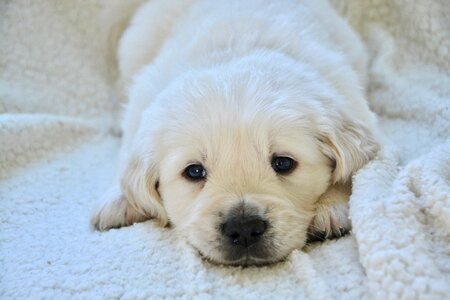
<box><xmin>92</xmin><ymin>0</ymin><xmax>380</xmax><ymax>265</ymax></box>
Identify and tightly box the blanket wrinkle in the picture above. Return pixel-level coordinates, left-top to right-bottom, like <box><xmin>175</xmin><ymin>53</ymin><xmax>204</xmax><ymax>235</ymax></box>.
<box><xmin>0</xmin><ymin>113</ymin><xmax>99</xmax><ymax>179</ymax></box>
<box><xmin>1</xmin><ymin>0</ymin><xmax>449</xmax><ymax>299</ymax></box>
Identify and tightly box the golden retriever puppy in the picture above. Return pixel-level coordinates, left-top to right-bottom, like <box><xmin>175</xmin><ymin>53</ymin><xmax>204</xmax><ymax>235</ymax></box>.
<box><xmin>92</xmin><ymin>0</ymin><xmax>380</xmax><ymax>266</ymax></box>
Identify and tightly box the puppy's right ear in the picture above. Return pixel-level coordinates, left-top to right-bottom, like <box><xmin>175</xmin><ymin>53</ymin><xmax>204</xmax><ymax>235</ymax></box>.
<box><xmin>120</xmin><ymin>154</ymin><xmax>169</xmax><ymax>227</ymax></box>
<box><xmin>91</xmin><ymin>153</ymin><xmax>168</xmax><ymax>231</ymax></box>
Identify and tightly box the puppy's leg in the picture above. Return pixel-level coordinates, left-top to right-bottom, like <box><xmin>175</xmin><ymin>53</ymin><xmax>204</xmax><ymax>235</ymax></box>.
<box><xmin>91</xmin><ymin>184</ymin><xmax>148</xmax><ymax>231</ymax></box>
<box><xmin>308</xmin><ymin>183</ymin><xmax>352</xmax><ymax>241</ymax></box>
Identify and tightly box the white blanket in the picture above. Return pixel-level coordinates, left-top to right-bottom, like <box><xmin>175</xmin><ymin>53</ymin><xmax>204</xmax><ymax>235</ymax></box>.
<box><xmin>1</xmin><ymin>0</ymin><xmax>449</xmax><ymax>298</ymax></box>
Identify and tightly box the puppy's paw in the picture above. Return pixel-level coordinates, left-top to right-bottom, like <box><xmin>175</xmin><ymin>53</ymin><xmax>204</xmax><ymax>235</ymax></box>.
<box><xmin>91</xmin><ymin>186</ymin><xmax>147</xmax><ymax>231</ymax></box>
<box><xmin>308</xmin><ymin>201</ymin><xmax>350</xmax><ymax>241</ymax></box>
<box><xmin>307</xmin><ymin>184</ymin><xmax>352</xmax><ymax>241</ymax></box>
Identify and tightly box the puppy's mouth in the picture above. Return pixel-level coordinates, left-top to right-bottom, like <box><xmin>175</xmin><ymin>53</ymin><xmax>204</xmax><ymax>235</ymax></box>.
<box><xmin>220</xmin><ymin>255</ymin><xmax>283</xmax><ymax>267</ymax></box>
<box><xmin>193</xmin><ymin>246</ymin><xmax>285</xmax><ymax>267</ymax></box>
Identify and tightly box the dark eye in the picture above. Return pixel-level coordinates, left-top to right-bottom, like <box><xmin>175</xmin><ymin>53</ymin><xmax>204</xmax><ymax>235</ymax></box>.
<box><xmin>183</xmin><ymin>164</ymin><xmax>207</xmax><ymax>181</ymax></box>
<box><xmin>271</xmin><ymin>156</ymin><xmax>297</xmax><ymax>174</ymax></box>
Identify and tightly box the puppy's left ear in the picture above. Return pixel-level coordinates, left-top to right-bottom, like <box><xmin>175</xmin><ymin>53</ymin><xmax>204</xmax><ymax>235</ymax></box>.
<box><xmin>317</xmin><ymin>116</ymin><xmax>380</xmax><ymax>184</ymax></box>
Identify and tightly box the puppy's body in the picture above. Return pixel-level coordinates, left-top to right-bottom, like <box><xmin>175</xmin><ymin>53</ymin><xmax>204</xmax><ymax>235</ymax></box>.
<box><xmin>93</xmin><ymin>0</ymin><xmax>380</xmax><ymax>266</ymax></box>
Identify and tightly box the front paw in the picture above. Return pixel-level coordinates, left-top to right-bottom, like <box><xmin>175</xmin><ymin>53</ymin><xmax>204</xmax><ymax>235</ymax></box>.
<box><xmin>307</xmin><ymin>201</ymin><xmax>351</xmax><ymax>241</ymax></box>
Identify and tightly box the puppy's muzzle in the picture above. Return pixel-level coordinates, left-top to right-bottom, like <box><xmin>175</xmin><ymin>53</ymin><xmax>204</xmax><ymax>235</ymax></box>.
<box><xmin>219</xmin><ymin>203</ymin><xmax>272</xmax><ymax>265</ymax></box>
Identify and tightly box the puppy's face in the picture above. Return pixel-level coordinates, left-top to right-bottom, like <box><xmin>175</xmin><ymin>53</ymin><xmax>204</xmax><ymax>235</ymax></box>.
<box><xmin>159</xmin><ymin>122</ymin><xmax>331</xmax><ymax>265</ymax></box>
<box><xmin>123</xmin><ymin>60</ymin><xmax>377</xmax><ymax>266</ymax></box>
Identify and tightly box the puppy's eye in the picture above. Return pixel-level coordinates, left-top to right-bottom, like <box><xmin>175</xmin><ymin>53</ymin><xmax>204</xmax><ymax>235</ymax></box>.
<box><xmin>183</xmin><ymin>164</ymin><xmax>207</xmax><ymax>181</ymax></box>
<box><xmin>271</xmin><ymin>156</ymin><xmax>297</xmax><ymax>174</ymax></box>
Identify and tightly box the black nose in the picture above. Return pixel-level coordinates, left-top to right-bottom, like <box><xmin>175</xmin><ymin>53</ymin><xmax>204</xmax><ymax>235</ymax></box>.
<box><xmin>222</xmin><ymin>216</ymin><xmax>267</xmax><ymax>247</ymax></box>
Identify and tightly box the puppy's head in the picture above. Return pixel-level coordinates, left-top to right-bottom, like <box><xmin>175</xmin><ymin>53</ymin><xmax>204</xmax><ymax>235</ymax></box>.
<box><xmin>122</xmin><ymin>57</ymin><xmax>379</xmax><ymax>266</ymax></box>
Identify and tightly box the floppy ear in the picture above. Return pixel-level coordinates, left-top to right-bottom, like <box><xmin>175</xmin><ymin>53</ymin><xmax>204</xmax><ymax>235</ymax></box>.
<box><xmin>120</xmin><ymin>153</ymin><xmax>169</xmax><ymax>227</ymax></box>
<box><xmin>317</xmin><ymin>117</ymin><xmax>380</xmax><ymax>184</ymax></box>
<box><xmin>91</xmin><ymin>152</ymin><xmax>168</xmax><ymax>231</ymax></box>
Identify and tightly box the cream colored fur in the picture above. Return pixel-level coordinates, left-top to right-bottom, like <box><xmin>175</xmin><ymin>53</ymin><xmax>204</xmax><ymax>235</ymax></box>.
<box><xmin>92</xmin><ymin>0</ymin><xmax>380</xmax><ymax>265</ymax></box>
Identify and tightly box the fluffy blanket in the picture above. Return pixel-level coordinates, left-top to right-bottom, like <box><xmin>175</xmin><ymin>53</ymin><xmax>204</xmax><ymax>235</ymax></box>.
<box><xmin>1</xmin><ymin>0</ymin><xmax>449</xmax><ymax>298</ymax></box>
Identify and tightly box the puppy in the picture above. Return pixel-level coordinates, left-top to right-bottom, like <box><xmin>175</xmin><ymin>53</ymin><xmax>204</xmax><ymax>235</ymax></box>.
<box><xmin>92</xmin><ymin>0</ymin><xmax>380</xmax><ymax>266</ymax></box>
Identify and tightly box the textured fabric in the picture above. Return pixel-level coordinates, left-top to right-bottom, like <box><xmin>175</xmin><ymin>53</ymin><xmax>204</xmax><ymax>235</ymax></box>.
<box><xmin>1</xmin><ymin>0</ymin><xmax>449</xmax><ymax>299</ymax></box>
